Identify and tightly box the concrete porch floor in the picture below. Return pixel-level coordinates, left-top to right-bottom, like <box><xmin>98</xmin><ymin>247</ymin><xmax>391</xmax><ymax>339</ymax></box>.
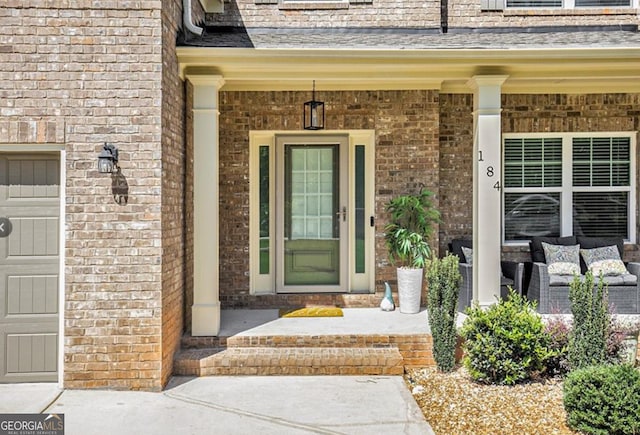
<box><xmin>176</xmin><ymin>308</ymin><xmax>451</xmax><ymax>376</ymax></box>
<box><xmin>217</xmin><ymin>307</ymin><xmax>433</xmax><ymax>337</ymax></box>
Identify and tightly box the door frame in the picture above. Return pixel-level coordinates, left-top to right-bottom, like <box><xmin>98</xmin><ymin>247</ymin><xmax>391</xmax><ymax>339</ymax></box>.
<box><xmin>249</xmin><ymin>130</ymin><xmax>376</xmax><ymax>296</ymax></box>
<box><xmin>275</xmin><ymin>135</ymin><xmax>349</xmax><ymax>293</ymax></box>
<box><xmin>0</xmin><ymin>144</ymin><xmax>65</xmax><ymax>387</ymax></box>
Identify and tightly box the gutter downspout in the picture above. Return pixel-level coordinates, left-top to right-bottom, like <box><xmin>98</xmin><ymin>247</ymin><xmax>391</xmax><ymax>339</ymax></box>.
<box><xmin>441</xmin><ymin>0</ymin><xmax>448</xmax><ymax>33</ymax></box>
<box><xmin>183</xmin><ymin>0</ymin><xmax>204</xmax><ymax>36</ymax></box>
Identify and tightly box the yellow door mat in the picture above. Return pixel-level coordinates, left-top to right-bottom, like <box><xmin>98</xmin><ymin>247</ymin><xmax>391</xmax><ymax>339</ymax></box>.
<box><xmin>279</xmin><ymin>306</ymin><xmax>344</xmax><ymax>318</ymax></box>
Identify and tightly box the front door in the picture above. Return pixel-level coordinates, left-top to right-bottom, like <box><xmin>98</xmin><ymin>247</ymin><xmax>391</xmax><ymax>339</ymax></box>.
<box><xmin>276</xmin><ymin>136</ymin><xmax>348</xmax><ymax>292</ymax></box>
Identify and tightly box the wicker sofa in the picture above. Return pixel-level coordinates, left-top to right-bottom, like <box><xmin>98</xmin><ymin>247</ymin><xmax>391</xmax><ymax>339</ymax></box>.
<box><xmin>449</xmin><ymin>239</ymin><xmax>524</xmax><ymax>312</ymax></box>
<box><xmin>527</xmin><ymin>236</ymin><xmax>640</xmax><ymax>314</ymax></box>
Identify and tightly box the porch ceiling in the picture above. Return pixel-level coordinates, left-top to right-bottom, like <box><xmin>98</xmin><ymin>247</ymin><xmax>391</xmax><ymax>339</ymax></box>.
<box><xmin>177</xmin><ymin>46</ymin><xmax>640</xmax><ymax>94</ymax></box>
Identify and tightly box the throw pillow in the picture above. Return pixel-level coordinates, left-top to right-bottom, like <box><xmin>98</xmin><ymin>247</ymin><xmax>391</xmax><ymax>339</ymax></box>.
<box><xmin>461</xmin><ymin>246</ymin><xmax>473</xmax><ymax>265</ymax></box>
<box><xmin>542</xmin><ymin>242</ymin><xmax>580</xmax><ymax>275</ymax></box>
<box><xmin>580</xmin><ymin>245</ymin><xmax>627</xmax><ymax>276</ymax></box>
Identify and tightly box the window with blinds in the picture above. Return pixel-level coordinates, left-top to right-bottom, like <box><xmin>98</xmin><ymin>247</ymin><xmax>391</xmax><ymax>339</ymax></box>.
<box><xmin>504</xmin><ymin>0</ymin><xmax>630</xmax><ymax>7</ymax></box>
<box><xmin>506</xmin><ymin>0</ymin><xmax>561</xmax><ymax>7</ymax></box>
<box><xmin>503</xmin><ymin>134</ymin><xmax>634</xmax><ymax>243</ymax></box>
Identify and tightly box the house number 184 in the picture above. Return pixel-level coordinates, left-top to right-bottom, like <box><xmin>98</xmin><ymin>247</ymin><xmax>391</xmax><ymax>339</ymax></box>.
<box><xmin>479</xmin><ymin>151</ymin><xmax>501</xmax><ymax>191</ymax></box>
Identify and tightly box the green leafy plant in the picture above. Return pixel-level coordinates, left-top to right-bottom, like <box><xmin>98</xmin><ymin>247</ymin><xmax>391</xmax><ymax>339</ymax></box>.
<box><xmin>384</xmin><ymin>189</ymin><xmax>440</xmax><ymax>269</ymax></box>
<box><xmin>563</xmin><ymin>364</ymin><xmax>640</xmax><ymax>435</ymax></box>
<box><xmin>543</xmin><ymin>316</ymin><xmax>572</xmax><ymax>376</ymax></box>
<box><xmin>568</xmin><ymin>271</ymin><xmax>610</xmax><ymax>370</ymax></box>
<box><xmin>543</xmin><ymin>315</ymin><xmax>638</xmax><ymax>376</ymax></box>
<box><xmin>460</xmin><ymin>291</ymin><xmax>552</xmax><ymax>385</ymax></box>
<box><xmin>426</xmin><ymin>253</ymin><xmax>461</xmax><ymax>372</ymax></box>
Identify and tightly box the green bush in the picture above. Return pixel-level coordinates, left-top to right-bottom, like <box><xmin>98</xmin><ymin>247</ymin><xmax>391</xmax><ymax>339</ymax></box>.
<box><xmin>568</xmin><ymin>272</ymin><xmax>610</xmax><ymax>370</ymax></box>
<box><xmin>563</xmin><ymin>364</ymin><xmax>640</xmax><ymax>435</ymax></box>
<box><xmin>543</xmin><ymin>316</ymin><xmax>571</xmax><ymax>376</ymax></box>
<box><xmin>543</xmin><ymin>316</ymin><xmax>635</xmax><ymax>377</ymax></box>
<box><xmin>461</xmin><ymin>292</ymin><xmax>552</xmax><ymax>385</ymax></box>
<box><xmin>426</xmin><ymin>254</ymin><xmax>461</xmax><ymax>372</ymax></box>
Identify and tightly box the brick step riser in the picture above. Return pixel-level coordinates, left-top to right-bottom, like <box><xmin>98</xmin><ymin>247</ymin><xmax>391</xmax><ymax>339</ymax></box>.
<box><xmin>198</xmin><ymin>366</ymin><xmax>406</xmax><ymax>376</ymax></box>
<box><xmin>175</xmin><ymin>334</ymin><xmax>436</xmax><ymax>377</ymax></box>
<box><xmin>174</xmin><ymin>346</ymin><xmax>418</xmax><ymax>377</ymax></box>
<box><xmin>182</xmin><ymin>334</ymin><xmax>431</xmax><ymax>350</ymax></box>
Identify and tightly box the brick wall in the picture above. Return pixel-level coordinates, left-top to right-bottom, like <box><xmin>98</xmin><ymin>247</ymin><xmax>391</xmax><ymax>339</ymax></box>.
<box><xmin>0</xmin><ymin>1</ymin><xmax>168</xmax><ymax>390</ymax></box>
<box><xmin>448</xmin><ymin>0</ymin><xmax>639</xmax><ymax>28</ymax></box>
<box><xmin>204</xmin><ymin>0</ymin><xmax>638</xmax><ymax>30</ymax></box>
<box><xmin>184</xmin><ymin>83</ymin><xmax>195</xmax><ymax>332</ymax></box>
<box><xmin>161</xmin><ymin>0</ymin><xmax>187</xmax><ymax>388</ymax></box>
<box><xmin>438</xmin><ymin>94</ymin><xmax>474</xmax><ymax>256</ymax></box>
<box><xmin>216</xmin><ymin>90</ymin><xmax>440</xmax><ymax>308</ymax></box>
<box><xmin>438</xmin><ymin>92</ymin><xmax>640</xmax><ymax>263</ymax></box>
<box><xmin>502</xmin><ymin>93</ymin><xmax>640</xmax><ymax>262</ymax></box>
<box><xmin>206</xmin><ymin>0</ymin><xmax>440</xmax><ymax>28</ymax></box>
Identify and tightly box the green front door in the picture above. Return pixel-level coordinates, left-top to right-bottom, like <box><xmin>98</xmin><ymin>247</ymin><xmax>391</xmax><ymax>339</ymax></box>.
<box><xmin>277</xmin><ymin>136</ymin><xmax>348</xmax><ymax>292</ymax></box>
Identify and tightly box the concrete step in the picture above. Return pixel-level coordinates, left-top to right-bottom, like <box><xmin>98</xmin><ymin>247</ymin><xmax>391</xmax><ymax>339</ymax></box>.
<box><xmin>174</xmin><ymin>347</ymin><xmax>405</xmax><ymax>376</ymax></box>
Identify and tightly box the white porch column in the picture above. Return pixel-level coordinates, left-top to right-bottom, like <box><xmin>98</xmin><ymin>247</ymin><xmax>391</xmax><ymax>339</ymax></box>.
<box><xmin>468</xmin><ymin>75</ymin><xmax>508</xmax><ymax>308</ymax></box>
<box><xmin>188</xmin><ymin>73</ymin><xmax>225</xmax><ymax>336</ymax></box>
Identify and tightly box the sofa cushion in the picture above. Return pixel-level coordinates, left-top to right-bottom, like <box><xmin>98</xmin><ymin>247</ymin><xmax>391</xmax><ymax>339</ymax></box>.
<box><xmin>603</xmin><ymin>274</ymin><xmax>638</xmax><ymax>286</ymax></box>
<box><xmin>577</xmin><ymin>237</ymin><xmax>624</xmax><ymax>273</ymax></box>
<box><xmin>449</xmin><ymin>239</ymin><xmax>473</xmax><ymax>264</ymax></box>
<box><xmin>549</xmin><ymin>273</ymin><xmax>636</xmax><ymax>286</ymax></box>
<box><xmin>461</xmin><ymin>246</ymin><xmax>473</xmax><ymax>265</ymax></box>
<box><xmin>549</xmin><ymin>274</ymin><xmax>581</xmax><ymax>286</ymax></box>
<box><xmin>542</xmin><ymin>242</ymin><xmax>581</xmax><ymax>275</ymax></box>
<box><xmin>580</xmin><ymin>245</ymin><xmax>627</xmax><ymax>276</ymax></box>
<box><xmin>530</xmin><ymin>236</ymin><xmax>578</xmax><ymax>263</ymax></box>
<box><xmin>549</xmin><ymin>273</ymin><xmax>638</xmax><ymax>287</ymax></box>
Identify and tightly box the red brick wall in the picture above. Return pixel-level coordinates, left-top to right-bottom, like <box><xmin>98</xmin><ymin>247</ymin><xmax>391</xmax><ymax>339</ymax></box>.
<box><xmin>161</xmin><ymin>0</ymin><xmax>186</xmax><ymax>388</ymax></box>
<box><xmin>216</xmin><ymin>90</ymin><xmax>440</xmax><ymax>308</ymax></box>
<box><xmin>448</xmin><ymin>0</ymin><xmax>639</xmax><ymax>29</ymax></box>
<box><xmin>437</xmin><ymin>93</ymin><xmax>640</xmax><ymax>263</ymax></box>
<box><xmin>1</xmin><ymin>1</ymin><xmax>167</xmax><ymax>390</ymax></box>
<box><xmin>438</xmin><ymin>94</ymin><xmax>474</xmax><ymax>256</ymax></box>
<box><xmin>206</xmin><ymin>0</ymin><xmax>440</xmax><ymax>28</ymax></box>
<box><xmin>502</xmin><ymin>93</ymin><xmax>640</xmax><ymax>262</ymax></box>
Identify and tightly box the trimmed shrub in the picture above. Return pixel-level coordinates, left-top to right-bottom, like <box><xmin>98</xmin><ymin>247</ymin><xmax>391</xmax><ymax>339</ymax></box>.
<box><xmin>568</xmin><ymin>272</ymin><xmax>610</xmax><ymax>370</ymax></box>
<box><xmin>426</xmin><ymin>254</ymin><xmax>461</xmax><ymax>372</ymax></box>
<box><xmin>461</xmin><ymin>292</ymin><xmax>552</xmax><ymax>385</ymax></box>
<box><xmin>563</xmin><ymin>364</ymin><xmax>640</xmax><ymax>435</ymax></box>
<box><xmin>544</xmin><ymin>316</ymin><xmax>571</xmax><ymax>376</ymax></box>
<box><xmin>544</xmin><ymin>316</ymin><xmax>638</xmax><ymax>375</ymax></box>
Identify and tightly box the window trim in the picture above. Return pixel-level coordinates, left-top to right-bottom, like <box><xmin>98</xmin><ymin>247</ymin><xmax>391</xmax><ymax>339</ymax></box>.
<box><xmin>502</xmin><ymin>132</ymin><xmax>636</xmax><ymax>245</ymax></box>
<box><xmin>503</xmin><ymin>0</ymin><xmax>638</xmax><ymax>9</ymax></box>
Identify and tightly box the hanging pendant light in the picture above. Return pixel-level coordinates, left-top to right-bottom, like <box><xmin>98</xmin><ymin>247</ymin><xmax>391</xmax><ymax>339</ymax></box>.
<box><xmin>303</xmin><ymin>80</ymin><xmax>325</xmax><ymax>130</ymax></box>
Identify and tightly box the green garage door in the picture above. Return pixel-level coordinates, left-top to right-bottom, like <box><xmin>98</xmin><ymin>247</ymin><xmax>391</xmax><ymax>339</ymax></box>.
<box><xmin>0</xmin><ymin>153</ymin><xmax>60</xmax><ymax>383</ymax></box>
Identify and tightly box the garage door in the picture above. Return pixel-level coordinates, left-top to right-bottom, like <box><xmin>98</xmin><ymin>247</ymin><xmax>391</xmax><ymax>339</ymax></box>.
<box><xmin>0</xmin><ymin>153</ymin><xmax>60</xmax><ymax>383</ymax></box>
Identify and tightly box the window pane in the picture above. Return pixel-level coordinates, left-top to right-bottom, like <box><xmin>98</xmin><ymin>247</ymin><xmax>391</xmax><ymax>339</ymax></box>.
<box><xmin>572</xmin><ymin>137</ymin><xmax>630</xmax><ymax>187</ymax></box>
<box><xmin>259</xmin><ymin>146</ymin><xmax>270</xmax><ymax>274</ymax></box>
<box><xmin>573</xmin><ymin>192</ymin><xmax>628</xmax><ymax>238</ymax></box>
<box><xmin>575</xmin><ymin>0</ymin><xmax>630</xmax><ymax>6</ymax></box>
<box><xmin>355</xmin><ymin>145</ymin><xmax>365</xmax><ymax>274</ymax></box>
<box><xmin>504</xmin><ymin>138</ymin><xmax>562</xmax><ymax>188</ymax></box>
<box><xmin>507</xmin><ymin>0</ymin><xmax>562</xmax><ymax>6</ymax></box>
<box><xmin>504</xmin><ymin>192</ymin><xmax>561</xmax><ymax>241</ymax></box>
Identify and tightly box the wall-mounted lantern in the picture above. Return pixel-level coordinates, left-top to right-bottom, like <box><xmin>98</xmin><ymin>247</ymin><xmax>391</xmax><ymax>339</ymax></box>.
<box><xmin>98</xmin><ymin>143</ymin><xmax>119</xmax><ymax>174</ymax></box>
<box><xmin>303</xmin><ymin>80</ymin><xmax>325</xmax><ymax>130</ymax></box>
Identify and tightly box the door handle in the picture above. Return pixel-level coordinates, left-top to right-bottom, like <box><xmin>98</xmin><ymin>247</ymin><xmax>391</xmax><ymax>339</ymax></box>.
<box><xmin>336</xmin><ymin>206</ymin><xmax>347</xmax><ymax>222</ymax></box>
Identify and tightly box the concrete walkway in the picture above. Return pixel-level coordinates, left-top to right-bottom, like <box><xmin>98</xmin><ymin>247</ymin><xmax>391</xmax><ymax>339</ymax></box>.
<box><xmin>1</xmin><ymin>376</ymin><xmax>434</xmax><ymax>435</ymax></box>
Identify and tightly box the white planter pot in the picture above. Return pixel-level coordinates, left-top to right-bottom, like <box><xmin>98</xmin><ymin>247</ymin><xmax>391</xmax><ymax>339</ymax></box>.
<box><xmin>397</xmin><ymin>267</ymin><xmax>423</xmax><ymax>314</ymax></box>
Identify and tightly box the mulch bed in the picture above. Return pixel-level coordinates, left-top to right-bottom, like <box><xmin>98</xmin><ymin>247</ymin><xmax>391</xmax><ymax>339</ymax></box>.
<box><xmin>405</xmin><ymin>367</ymin><xmax>579</xmax><ymax>435</ymax></box>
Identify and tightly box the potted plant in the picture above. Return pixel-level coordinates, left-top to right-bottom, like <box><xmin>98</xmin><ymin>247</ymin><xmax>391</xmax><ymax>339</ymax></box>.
<box><xmin>385</xmin><ymin>189</ymin><xmax>440</xmax><ymax>313</ymax></box>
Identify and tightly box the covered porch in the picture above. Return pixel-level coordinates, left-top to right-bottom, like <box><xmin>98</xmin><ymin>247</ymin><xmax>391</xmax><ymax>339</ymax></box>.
<box><xmin>177</xmin><ymin>29</ymin><xmax>640</xmax><ymax>337</ymax></box>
